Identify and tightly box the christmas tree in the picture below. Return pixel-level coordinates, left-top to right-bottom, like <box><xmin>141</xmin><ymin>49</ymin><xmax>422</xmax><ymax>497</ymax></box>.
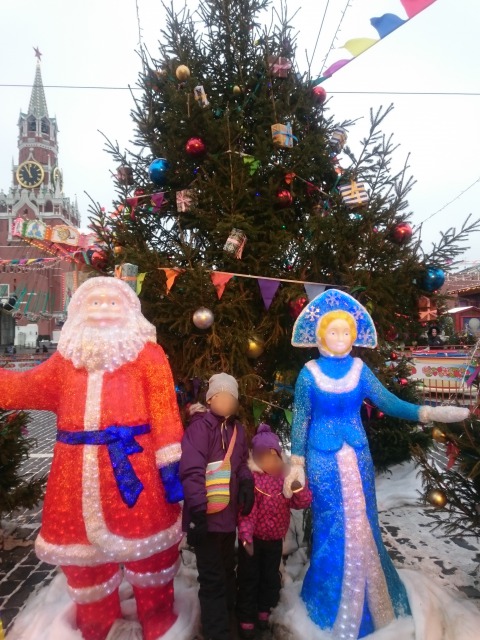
<box><xmin>0</xmin><ymin>408</ymin><xmax>45</xmax><ymax>519</ymax></box>
<box><xmin>414</xmin><ymin>340</ymin><xmax>480</xmax><ymax>537</ymax></box>
<box><xmin>89</xmin><ymin>0</ymin><xmax>479</xmax><ymax>468</ymax></box>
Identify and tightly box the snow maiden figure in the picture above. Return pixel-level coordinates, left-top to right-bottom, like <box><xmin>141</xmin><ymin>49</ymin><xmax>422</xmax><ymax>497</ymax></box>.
<box><xmin>285</xmin><ymin>289</ymin><xmax>469</xmax><ymax>639</ymax></box>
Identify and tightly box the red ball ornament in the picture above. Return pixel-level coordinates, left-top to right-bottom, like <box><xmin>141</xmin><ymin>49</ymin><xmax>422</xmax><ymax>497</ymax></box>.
<box><xmin>390</xmin><ymin>222</ymin><xmax>413</xmax><ymax>245</ymax></box>
<box><xmin>91</xmin><ymin>250</ymin><xmax>108</xmax><ymax>271</ymax></box>
<box><xmin>289</xmin><ymin>296</ymin><xmax>308</xmax><ymax>319</ymax></box>
<box><xmin>185</xmin><ymin>137</ymin><xmax>206</xmax><ymax>157</ymax></box>
<box><xmin>312</xmin><ymin>85</ymin><xmax>327</xmax><ymax>104</ymax></box>
<box><xmin>376</xmin><ymin>410</ymin><xmax>385</xmax><ymax>419</ymax></box>
<box><xmin>277</xmin><ymin>189</ymin><xmax>293</xmax><ymax>208</ymax></box>
<box><xmin>390</xmin><ymin>352</ymin><xmax>398</xmax><ymax>361</ymax></box>
<box><xmin>399</xmin><ymin>378</ymin><xmax>408</xmax><ymax>386</ymax></box>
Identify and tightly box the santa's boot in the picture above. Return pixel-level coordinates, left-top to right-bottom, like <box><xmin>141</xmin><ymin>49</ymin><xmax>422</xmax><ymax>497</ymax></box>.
<box><xmin>133</xmin><ymin>581</ymin><xmax>177</xmax><ymax>640</ymax></box>
<box><xmin>62</xmin><ymin>564</ymin><xmax>122</xmax><ymax>640</ymax></box>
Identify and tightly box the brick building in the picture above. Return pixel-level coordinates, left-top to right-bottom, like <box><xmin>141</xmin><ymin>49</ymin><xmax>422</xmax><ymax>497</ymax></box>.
<box><xmin>0</xmin><ymin>53</ymin><xmax>80</xmax><ymax>341</ymax></box>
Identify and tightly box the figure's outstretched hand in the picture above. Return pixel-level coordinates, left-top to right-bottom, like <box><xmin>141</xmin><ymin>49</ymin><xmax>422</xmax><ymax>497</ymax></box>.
<box><xmin>283</xmin><ymin>458</ymin><xmax>305</xmax><ymax>498</ymax></box>
<box><xmin>420</xmin><ymin>405</ymin><xmax>469</xmax><ymax>424</ymax></box>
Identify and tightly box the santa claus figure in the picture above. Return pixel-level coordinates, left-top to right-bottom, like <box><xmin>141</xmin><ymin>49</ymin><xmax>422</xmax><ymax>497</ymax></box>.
<box><xmin>0</xmin><ymin>277</ymin><xmax>185</xmax><ymax>640</ymax></box>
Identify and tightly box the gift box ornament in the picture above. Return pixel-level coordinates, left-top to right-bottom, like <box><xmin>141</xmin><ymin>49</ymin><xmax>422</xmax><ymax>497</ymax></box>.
<box><xmin>114</xmin><ymin>263</ymin><xmax>138</xmax><ymax>292</ymax></box>
<box><xmin>338</xmin><ymin>180</ymin><xmax>369</xmax><ymax>209</ymax></box>
<box><xmin>418</xmin><ymin>295</ymin><xmax>438</xmax><ymax>322</ymax></box>
<box><xmin>267</xmin><ymin>55</ymin><xmax>292</xmax><ymax>78</ymax></box>
<box><xmin>176</xmin><ymin>189</ymin><xmax>195</xmax><ymax>213</ymax></box>
<box><xmin>271</xmin><ymin>122</ymin><xmax>297</xmax><ymax>148</ymax></box>
<box><xmin>329</xmin><ymin>127</ymin><xmax>348</xmax><ymax>154</ymax></box>
<box><xmin>193</xmin><ymin>85</ymin><xmax>210</xmax><ymax>108</ymax></box>
<box><xmin>223</xmin><ymin>228</ymin><xmax>247</xmax><ymax>259</ymax></box>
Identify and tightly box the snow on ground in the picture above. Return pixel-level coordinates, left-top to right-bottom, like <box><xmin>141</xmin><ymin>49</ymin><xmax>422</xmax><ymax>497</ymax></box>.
<box><xmin>7</xmin><ymin>461</ymin><xmax>480</xmax><ymax>639</ymax></box>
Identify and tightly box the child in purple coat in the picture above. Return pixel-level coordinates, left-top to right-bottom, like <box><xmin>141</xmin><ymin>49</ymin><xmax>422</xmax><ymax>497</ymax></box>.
<box><xmin>236</xmin><ymin>423</ymin><xmax>312</xmax><ymax>638</ymax></box>
<box><xmin>180</xmin><ymin>373</ymin><xmax>254</xmax><ymax>640</ymax></box>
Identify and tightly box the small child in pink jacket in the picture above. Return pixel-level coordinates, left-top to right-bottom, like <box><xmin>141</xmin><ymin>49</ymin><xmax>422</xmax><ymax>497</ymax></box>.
<box><xmin>236</xmin><ymin>423</ymin><xmax>312</xmax><ymax>638</ymax></box>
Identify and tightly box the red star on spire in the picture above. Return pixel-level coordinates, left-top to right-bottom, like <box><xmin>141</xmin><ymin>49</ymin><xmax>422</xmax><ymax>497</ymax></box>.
<box><xmin>33</xmin><ymin>47</ymin><xmax>42</xmax><ymax>62</ymax></box>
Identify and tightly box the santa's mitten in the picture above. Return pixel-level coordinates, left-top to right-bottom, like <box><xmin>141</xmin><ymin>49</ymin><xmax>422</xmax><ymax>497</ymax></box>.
<box><xmin>419</xmin><ymin>405</ymin><xmax>469</xmax><ymax>424</ymax></box>
<box><xmin>159</xmin><ymin>461</ymin><xmax>184</xmax><ymax>503</ymax></box>
<box><xmin>283</xmin><ymin>455</ymin><xmax>305</xmax><ymax>499</ymax></box>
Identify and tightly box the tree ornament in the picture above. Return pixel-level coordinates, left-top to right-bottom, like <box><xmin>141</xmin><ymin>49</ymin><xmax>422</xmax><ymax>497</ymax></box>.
<box><xmin>232</xmin><ymin>85</ymin><xmax>243</xmax><ymax>95</ymax></box>
<box><xmin>426</xmin><ymin>488</ymin><xmax>447</xmax><ymax>509</ymax></box>
<box><xmin>432</xmin><ymin>426</ymin><xmax>448</xmax><ymax>444</ymax></box>
<box><xmin>339</xmin><ymin>180</ymin><xmax>369</xmax><ymax>209</ymax></box>
<box><xmin>192</xmin><ymin>307</ymin><xmax>214</xmax><ymax>329</ymax></box>
<box><xmin>390</xmin><ymin>351</ymin><xmax>398</xmax><ymax>361</ymax></box>
<box><xmin>399</xmin><ymin>378</ymin><xmax>408</xmax><ymax>386</ymax></box>
<box><xmin>419</xmin><ymin>266</ymin><xmax>445</xmax><ymax>292</ymax></box>
<box><xmin>390</xmin><ymin>221</ymin><xmax>413</xmax><ymax>245</ymax></box>
<box><xmin>385</xmin><ymin>325</ymin><xmax>398</xmax><ymax>341</ymax></box>
<box><xmin>193</xmin><ymin>85</ymin><xmax>209</xmax><ymax>107</ymax></box>
<box><xmin>116</xmin><ymin>165</ymin><xmax>134</xmax><ymax>186</ymax></box>
<box><xmin>247</xmin><ymin>335</ymin><xmax>265</xmax><ymax>359</ymax></box>
<box><xmin>329</xmin><ymin>127</ymin><xmax>348</xmax><ymax>154</ymax></box>
<box><xmin>175</xmin><ymin>64</ymin><xmax>191</xmax><ymax>81</ymax></box>
<box><xmin>113</xmin><ymin>245</ymin><xmax>124</xmax><ymax>256</ymax></box>
<box><xmin>276</xmin><ymin>189</ymin><xmax>293</xmax><ymax>208</ymax></box>
<box><xmin>91</xmin><ymin>250</ymin><xmax>108</xmax><ymax>271</ymax></box>
<box><xmin>271</xmin><ymin>122</ymin><xmax>296</xmax><ymax>148</ymax></box>
<box><xmin>185</xmin><ymin>137</ymin><xmax>206</xmax><ymax>157</ymax></box>
<box><xmin>289</xmin><ymin>296</ymin><xmax>308</xmax><ymax>319</ymax></box>
<box><xmin>312</xmin><ymin>85</ymin><xmax>327</xmax><ymax>104</ymax></box>
<box><xmin>224</xmin><ymin>228</ymin><xmax>247</xmax><ymax>259</ymax></box>
<box><xmin>376</xmin><ymin>410</ymin><xmax>385</xmax><ymax>419</ymax></box>
<box><xmin>148</xmin><ymin>158</ymin><xmax>170</xmax><ymax>186</ymax></box>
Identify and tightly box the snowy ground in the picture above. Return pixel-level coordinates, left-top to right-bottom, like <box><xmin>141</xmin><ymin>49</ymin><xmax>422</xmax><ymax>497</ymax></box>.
<box><xmin>6</xmin><ymin>460</ymin><xmax>480</xmax><ymax>640</ymax></box>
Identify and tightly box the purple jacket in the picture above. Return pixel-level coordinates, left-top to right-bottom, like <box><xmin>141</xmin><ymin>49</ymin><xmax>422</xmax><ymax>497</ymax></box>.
<box><xmin>180</xmin><ymin>409</ymin><xmax>252</xmax><ymax>533</ymax></box>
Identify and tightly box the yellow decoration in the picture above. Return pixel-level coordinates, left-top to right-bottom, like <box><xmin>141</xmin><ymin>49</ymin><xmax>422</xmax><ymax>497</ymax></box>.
<box><xmin>113</xmin><ymin>245</ymin><xmax>124</xmax><ymax>256</ymax></box>
<box><xmin>426</xmin><ymin>488</ymin><xmax>447</xmax><ymax>509</ymax></box>
<box><xmin>342</xmin><ymin>38</ymin><xmax>378</xmax><ymax>57</ymax></box>
<box><xmin>232</xmin><ymin>85</ymin><xmax>242</xmax><ymax>95</ymax></box>
<box><xmin>175</xmin><ymin>64</ymin><xmax>191</xmax><ymax>81</ymax></box>
<box><xmin>432</xmin><ymin>426</ymin><xmax>447</xmax><ymax>444</ymax></box>
<box><xmin>247</xmin><ymin>335</ymin><xmax>265</xmax><ymax>359</ymax></box>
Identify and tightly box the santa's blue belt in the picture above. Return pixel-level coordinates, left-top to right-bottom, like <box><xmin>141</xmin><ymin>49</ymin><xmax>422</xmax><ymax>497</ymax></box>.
<box><xmin>56</xmin><ymin>424</ymin><xmax>150</xmax><ymax>508</ymax></box>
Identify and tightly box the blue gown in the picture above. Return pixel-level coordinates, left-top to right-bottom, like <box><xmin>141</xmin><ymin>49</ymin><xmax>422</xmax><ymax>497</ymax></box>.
<box><xmin>291</xmin><ymin>354</ymin><xmax>420</xmax><ymax>639</ymax></box>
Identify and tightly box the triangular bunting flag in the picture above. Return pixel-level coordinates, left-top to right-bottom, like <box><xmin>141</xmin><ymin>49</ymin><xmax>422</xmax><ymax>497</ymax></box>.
<box><xmin>284</xmin><ymin>409</ymin><xmax>293</xmax><ymax>426</ymax></box>
<box><xmin>160</xmin><ymin>267</ymin><xmax>184</xmax><ymax>292</ymax></box>
<box><xmin>253</xmin><ymin>399</ymin><xmax>267</xmax><ymax>425</ymax></box>
<box><xmin>258</xmin><ymin>278</ymin><xmax>281</xmax><ymax>310</ymax></box>
<box><xmin>211</xmin><ymin>272</ymin><xmax>233</xmax><ymax>299</ymax></box>
<box><xmin>136</xmin><ymin>272</ymin><xmax>147</xmax><ymax>295</ymax></box>
<box><xmin>304</xmin><ymin>284</ymin><xmax>326</xmax><ymax>301</ymax></box>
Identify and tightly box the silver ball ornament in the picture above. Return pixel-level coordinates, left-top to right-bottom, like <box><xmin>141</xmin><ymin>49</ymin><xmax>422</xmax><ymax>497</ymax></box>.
<box><xmin>193</xmin><ymin>307</ymin><xmax>214</xmax><ymax>329</ymax></box>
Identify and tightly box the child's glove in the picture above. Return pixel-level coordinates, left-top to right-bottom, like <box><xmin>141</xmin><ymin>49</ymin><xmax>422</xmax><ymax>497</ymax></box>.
<box><xmin>159</xmin><ymin>461</ymin><xmax>184</xmax><ymax>503</ymax></box>
<box><xmin>187</xmin><ymin>510</ymin><xmax>208</xmax><ymax>547</ymax></box>
<box><xmin>283</xmin><ymin>455</ymin><xmax>305</xmax><ymax>499</ymax></box>
<box><xmin>419</xmin><ymin>405</ymin><xmax>469</xmax><ymax>424</ymax></box>
<box><xmin>241</xmin><ymin>539</ymin><xmax>254</xmax><ymax>557</ymax></box>
<box><xmin>238</xmin><ymin>479</ymin><xmax>255</xmax><ymax>515</ymax></box>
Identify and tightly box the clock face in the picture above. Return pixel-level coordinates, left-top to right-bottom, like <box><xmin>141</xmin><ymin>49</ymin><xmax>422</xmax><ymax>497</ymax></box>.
<box><xmin>16</xmin><ymin>161</ymin><xmax>44</xmax><ymax>188</ymax></box>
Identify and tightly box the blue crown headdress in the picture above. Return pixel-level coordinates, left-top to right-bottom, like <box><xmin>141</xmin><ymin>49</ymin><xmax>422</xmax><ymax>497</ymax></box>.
<box><xmin>291</xmin><ymin>289</ymin><xmax>377</xmax><ymax>349</ymax></box>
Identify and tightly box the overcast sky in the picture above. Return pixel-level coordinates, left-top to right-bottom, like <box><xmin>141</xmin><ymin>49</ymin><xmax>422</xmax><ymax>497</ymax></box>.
<box><xmin>1</xmin><ymin>0</ymin><xmax>479</xmax><ymax>265</ymax></box>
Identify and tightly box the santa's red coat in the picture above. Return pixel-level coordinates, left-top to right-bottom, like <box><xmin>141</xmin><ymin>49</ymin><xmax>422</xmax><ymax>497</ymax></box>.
<box><xmin>0</xmin><ymin>342</ymin><xmax>183</xmax><ymax>566</ymax></box>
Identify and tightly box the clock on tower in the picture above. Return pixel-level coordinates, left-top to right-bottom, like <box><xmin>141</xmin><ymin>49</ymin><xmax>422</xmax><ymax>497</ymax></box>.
<box><xmin>16</xmin><ymin>160</ymin><xmax>44</xmax><ymax>188</ymax></box>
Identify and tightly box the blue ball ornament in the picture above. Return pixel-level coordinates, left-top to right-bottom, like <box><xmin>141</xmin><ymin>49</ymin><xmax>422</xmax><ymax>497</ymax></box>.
<box><xmin>419</xmin><ymin>266</ymin><xmax>445</xmax><ymax>292</ymax></box>
<box><xmin>148</xmin><ymin>158</ymin><xmax>170</xmax><ymax>186</ymax></box>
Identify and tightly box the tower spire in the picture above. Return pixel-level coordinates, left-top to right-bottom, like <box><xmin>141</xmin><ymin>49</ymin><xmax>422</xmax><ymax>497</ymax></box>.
<box><xmin>28</xmin><ymin>51</ymin><xmax>48</xmax><ymax>119</ymax></box>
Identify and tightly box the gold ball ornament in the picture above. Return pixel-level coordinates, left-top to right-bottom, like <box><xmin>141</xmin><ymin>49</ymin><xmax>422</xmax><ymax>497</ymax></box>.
<box><xmin>232</xmin><ymin>85</ymin><xmax>243</xmax><ymax>95</ymax></box>
<box><xmin>113</xmin><ymin>245</ymin><xmax>124</xmax><ymax>256</ymax></box>
<box><xmin>247</xmin><ymin>335</ymin><xmax>265</xmax><ymax>359</ymax></box>
<box><xmin>192</xmin><ymin>307</ymin><xmax>214</xmax><ymax>330</ymax></box>
<box><xmin>426</xmin><ymin>488</ymin><xmax>448</xmax><ymax>509</ymax></box>
<box><xmin>175</xmin><ymin>65</ymin><xmax>191</xmax><ymax>81</ymax></box>
<box><xmin>432</xmin><ymin>426</ymin><xmax>448</xmax><ymax>444</ymax></box>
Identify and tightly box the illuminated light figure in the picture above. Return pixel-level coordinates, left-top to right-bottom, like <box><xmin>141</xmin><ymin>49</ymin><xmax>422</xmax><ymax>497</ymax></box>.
<box><xmin>287</xmin><ymin>290</ymin><xmax>468</xmax><ymax>639</ymax></box>
<box><xmin>0</xmin><ymin>277</ymin><xmax>184</xmax><ymax>640</ymax></box>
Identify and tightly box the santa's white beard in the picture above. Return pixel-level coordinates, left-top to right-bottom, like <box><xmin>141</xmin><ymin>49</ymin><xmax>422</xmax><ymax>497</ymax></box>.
<box><xmin>58</xmin><ymin>317</ymin><xmax>155</xmax><ymax>372</ymax></box>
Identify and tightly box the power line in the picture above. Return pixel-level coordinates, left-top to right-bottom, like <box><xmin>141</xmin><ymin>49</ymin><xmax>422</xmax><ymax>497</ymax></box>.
<box><xmin>0</xmin><ymin>83</ymin><xmax>479</xmax><ymax>96</ymax></box>
<box><xmin>417</xmin><ymin>177</ymin><xmax>480</xmax><ymax>226</ymax></box>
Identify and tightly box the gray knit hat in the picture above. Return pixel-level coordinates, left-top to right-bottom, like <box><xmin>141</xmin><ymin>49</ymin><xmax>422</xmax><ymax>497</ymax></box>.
<box><xmin>206</xmin><ymin>373</ymin><xmax>239</xmax><ymax>401</ymax></box>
